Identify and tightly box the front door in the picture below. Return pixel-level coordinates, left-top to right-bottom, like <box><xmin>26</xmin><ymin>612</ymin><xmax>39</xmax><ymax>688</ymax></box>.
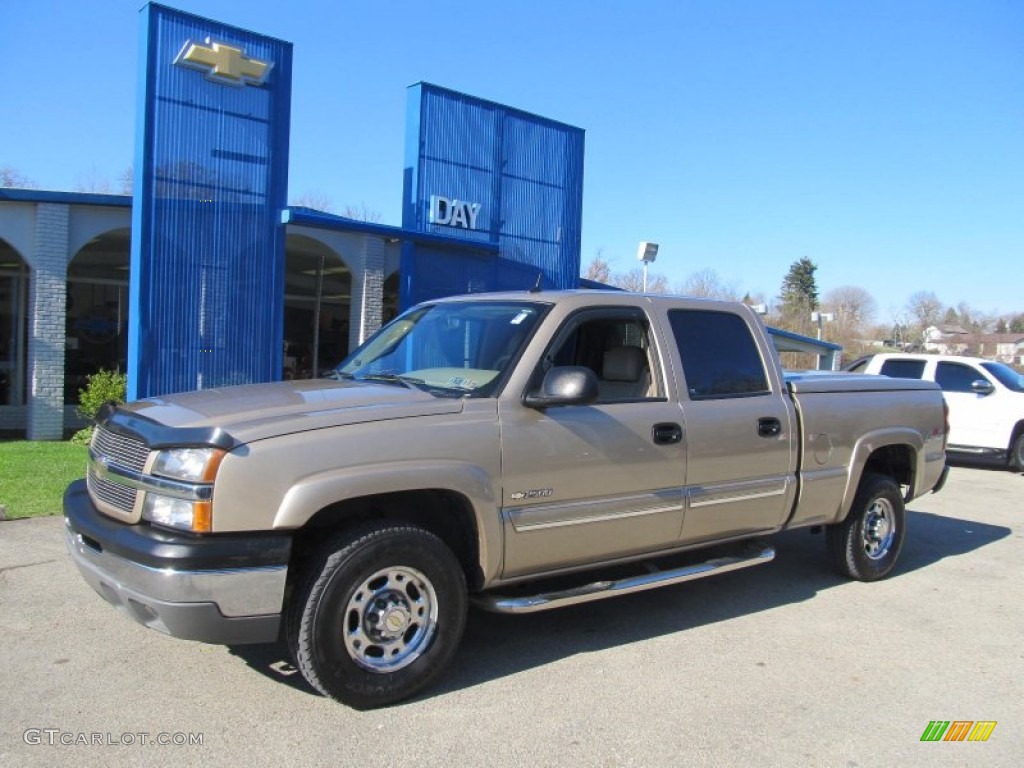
<box><xmin>934</xmin><ymin>361</ymin><xmax>1000</xmax><ymax>450</ymax></box>
<box><xmin>498</xmin><ymin>308</ymin><xmax>686</xmax><ymax>578</ymax></box>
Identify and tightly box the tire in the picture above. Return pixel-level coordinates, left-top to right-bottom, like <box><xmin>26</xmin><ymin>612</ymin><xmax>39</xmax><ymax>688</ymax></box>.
<box><xmin>826</xmin><ymin>473</ymin><xmax>905</xmax><ymax>581</ymax></box>
<box><xmin>286</xmin><ymin>522</ymin><xmax>467</xmax><ymax>709</ymax></box>
<box><xmin>1009</xmin><ymin>432</ymin><xmax>1024</xmax><ymax>472</ymax></box>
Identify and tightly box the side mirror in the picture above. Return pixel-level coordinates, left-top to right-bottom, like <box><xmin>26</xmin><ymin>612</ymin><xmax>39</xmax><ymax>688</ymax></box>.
<box><xmin>970</xmin><ymin>379</ymin><xmax>995</xmax><ymax>395</ymax></box>
<box><xmin>524</xmin><ymin>366</ymin><xmax>599</xmax><ymax>409</ymax></box>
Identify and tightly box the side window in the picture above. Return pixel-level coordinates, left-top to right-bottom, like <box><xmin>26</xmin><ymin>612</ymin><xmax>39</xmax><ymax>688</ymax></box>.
<box><xmin>544</xmin><ymin>312</ymin><xmax>659</xmax><ymax>402</ymax></box>
<box><xmin>879</xmin><ymin>359</ymin><xmax>926</xmax><ymax>379</ymax></box>
<box><xmin>668</xmin><ymin>309</ymin><xmax>769</xmax><ymax>400</ymax></box>
<box><xmin>935</xmin><ymin>362</ymin><xmax>983</xmax><ymax>393</ymax></box>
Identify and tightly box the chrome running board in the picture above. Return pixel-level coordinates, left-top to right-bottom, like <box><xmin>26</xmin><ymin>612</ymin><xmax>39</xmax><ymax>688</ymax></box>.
<box><xmin>472</xmin><ymin>543</ymin><xmax>775</xmax><ymax>614</ymax></box>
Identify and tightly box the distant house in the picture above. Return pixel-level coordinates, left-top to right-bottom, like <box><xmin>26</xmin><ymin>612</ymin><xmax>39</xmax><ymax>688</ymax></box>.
<box><xmin>922</xmin><ymin>325</ymin><xmax>969</xmax><ymax>354</ymax></box>
<box><xmin>923</xmin><ymin>325</ymin><xmax>1024</xmax><ymax>364</ymax></box>
<box><xmin>973</xmin><ymin>335</ymin><xmax>1024</xmax><ymax>364</ymax></box>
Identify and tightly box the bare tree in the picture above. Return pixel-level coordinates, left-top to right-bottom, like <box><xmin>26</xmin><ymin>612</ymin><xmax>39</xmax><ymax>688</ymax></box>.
<box><xmin>823</xmin><ymin>286</ymin><xmax>877</xmax><ymax>333</ymax></box>
<box><xmin>822</xmin><ymin>285</ymin><xmax>878</xmax><ymax>356</ymax></box>
<box><xmin>0</xmin><ymin>165</ymin><xmax>37</xmax><ymax>189</ymax></box>
<box><xmin>646</xmin><ymin>273</ymin><xmax>670</xmax><ymax>294</ymax></box>
<box><xmin>955</xmin><ymin>301</ymin><xmax>995</xmax><ymax>334</ymax></box>
<box><xmin>679</xmin><ymin>268</ymin><xmax>738</xmax><ymax>300</ymax></box>
<box><xmin>906</xmin><ymin>290</ymin><xmax>944</xmax><ymax>340</ymax></box>
<box><xmin>74</xmin><ymin>165</ymin><xmax>113</xmax><ymax>194</ymax></box>
<box><xmin>612</xmin><ymin>267</ymin><xmax>668</xmax><ymax>293</ymax></box>
<box><xmin>291</xmin><ymin>192</ymin><xmax>334</xmax><ymax>213</ymax></box>
<box><xmin>582</xmin><ymin>250</ymin><xmax>612</xmax><ymax>284</ymax></box>
<box><xmin>119</xmin><ymin>166</ymin><xmax>134</xmax><ymax>195</ymax></box>
<box><xmin>611</xmin><ymin>268</ymin><xmax>643</xmax><ymax>292</ymax></box>
<box><xmin>341</xmin><ymin>203</ymin><xmax>382</xmax><ymax>222</ymax></box>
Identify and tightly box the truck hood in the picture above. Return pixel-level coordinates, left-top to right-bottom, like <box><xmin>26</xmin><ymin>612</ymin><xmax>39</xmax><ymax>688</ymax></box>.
<box><xmin>121</xmin><ymin>379</ymin><xmax>465</xmax><ymax>444</ymax></box>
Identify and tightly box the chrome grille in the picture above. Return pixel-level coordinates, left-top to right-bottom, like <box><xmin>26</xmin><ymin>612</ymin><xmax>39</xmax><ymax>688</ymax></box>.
<box><xmin>87</xmin><ymin>466</ymin><xmax>138</xmax><ymax>514</ymax></box>
<box><xmin>88</xmin><ymin>425</ymin><xmax>151</xmax><ymax>516</ymax></box>
<box><xmin>91</xmin><ymin>426</ymin><xmax>150</xmax><ymax>473</ymax></box>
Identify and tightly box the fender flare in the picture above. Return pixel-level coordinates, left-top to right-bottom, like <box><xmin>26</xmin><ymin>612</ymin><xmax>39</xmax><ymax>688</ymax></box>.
<box><xmin>273</xmin><ymin>459</ymin><xmax>502</xmax><ymax>583</ymax></box>
<box><xmin>837</xmin><ymin>427</ymin><xmax>923</xmax><ymax>522</ymax></box>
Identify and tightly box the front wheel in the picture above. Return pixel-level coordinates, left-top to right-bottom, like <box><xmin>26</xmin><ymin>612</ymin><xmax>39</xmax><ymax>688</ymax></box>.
<box><xmin>1009</xmin><ymin>432</ymin><xmax>1024</xmax><ymax>472</ymax></box>
<box><xmin>287</xmin><ymin>523</ymin><xmax>467</xmax><ymax>709</ymax></box>
<box><xmin>826</xmin><ymin>473</ymin><xmax>905</xmax><ymax>581</ymax></box>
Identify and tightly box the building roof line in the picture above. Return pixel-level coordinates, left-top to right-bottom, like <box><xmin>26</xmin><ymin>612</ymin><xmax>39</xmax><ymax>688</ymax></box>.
<box><xmin>0</xmin><ymin>189</ymin><xmax>131</xmax><ymax>207</ymax></box>
<box><xmin>282</xmin><ymin>207</ymin><xmax>500</xmax><ymax>253</ymax></box>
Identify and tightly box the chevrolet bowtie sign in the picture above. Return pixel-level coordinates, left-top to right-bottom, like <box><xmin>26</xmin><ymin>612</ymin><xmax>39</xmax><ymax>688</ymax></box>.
<box><xmin>174</xmin><ymin>38</ymin><xmax>272</xmax><ymax>87</ymax></box>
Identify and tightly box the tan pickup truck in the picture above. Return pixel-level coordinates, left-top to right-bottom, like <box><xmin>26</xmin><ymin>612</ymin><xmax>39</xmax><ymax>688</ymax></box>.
<box><xmin>65</xmin><ymin>291</ymin><xmax>948</xmax><ymax>708</ymax></box>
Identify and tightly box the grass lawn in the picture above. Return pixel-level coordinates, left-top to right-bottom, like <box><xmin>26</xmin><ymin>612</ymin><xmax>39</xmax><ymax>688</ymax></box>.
<box><xmin>0</xmin><ymin>441</ymin><xmax>88</xmax><ymax>519</ymax></box>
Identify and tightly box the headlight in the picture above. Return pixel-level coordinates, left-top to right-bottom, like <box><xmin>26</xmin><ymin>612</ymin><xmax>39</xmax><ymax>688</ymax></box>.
<box><xmin>143</xmin><ymin>447</ymin><xmax>225</xmax><ymax>532</ymax></box>
<box><xmin>151</xmin><ymin>447</ymin><xmax>224</xmax><ymax>482</ymax></box>
<box><xmin>142</xmin><ymin>495</ymin><xmax>211</xmax><ymax>532</ymax></box>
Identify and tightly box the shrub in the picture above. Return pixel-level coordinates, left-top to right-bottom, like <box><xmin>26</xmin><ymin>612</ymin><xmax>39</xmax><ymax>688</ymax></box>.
<box><xmin>72</xmin><ymin>369</ymin><xmax>127</xmax><ymax>444</ymax></box>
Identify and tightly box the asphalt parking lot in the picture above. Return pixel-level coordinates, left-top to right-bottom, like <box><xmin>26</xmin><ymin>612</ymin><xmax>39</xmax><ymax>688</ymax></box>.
<box><xmin>1</xmin><ymin>465</ymin><xmax>1021</xmax><ymax>767</ymax></box>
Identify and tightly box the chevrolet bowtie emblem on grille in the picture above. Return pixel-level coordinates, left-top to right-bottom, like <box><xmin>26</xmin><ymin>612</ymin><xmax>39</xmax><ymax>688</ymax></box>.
<box><xmin>174</xmin><ymin>38</ymin><xmax>272</xmax><ymax>87</ymax></box>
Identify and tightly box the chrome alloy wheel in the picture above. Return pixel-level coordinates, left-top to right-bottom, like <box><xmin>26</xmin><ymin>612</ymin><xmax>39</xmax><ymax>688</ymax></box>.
<box><xmin>862</xmin><ymin>497</ymin><xmax>896</xmax><ymax>560</ymax></box>
<box><xmin>343</xmin><ymin>566</ymin><xmax>439</xmax><ymax>672</ymax></box>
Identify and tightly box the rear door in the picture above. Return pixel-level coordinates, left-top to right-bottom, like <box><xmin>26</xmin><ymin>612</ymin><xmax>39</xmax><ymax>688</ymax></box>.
<box><xmin>663</xmin><ymin>308</ymin><xmax>797</xmax><ymax>544</ymax></box>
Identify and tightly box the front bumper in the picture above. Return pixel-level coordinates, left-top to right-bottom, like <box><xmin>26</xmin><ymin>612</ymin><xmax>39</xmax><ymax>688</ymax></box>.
<box><xmin>64</xmin><ymin>480</ymin><xmax>291</xmax><ymax>645</ymax></box>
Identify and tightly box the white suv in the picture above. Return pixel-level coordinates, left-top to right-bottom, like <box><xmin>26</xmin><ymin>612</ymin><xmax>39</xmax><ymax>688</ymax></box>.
<box><xmin>846</xmin><ymin>353</ymin><xmax>1024</xmax><ymax>471</ymax></box>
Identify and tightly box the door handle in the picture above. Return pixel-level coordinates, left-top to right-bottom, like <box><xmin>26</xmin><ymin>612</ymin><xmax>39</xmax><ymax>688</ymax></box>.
<box><xmin>652</xmin><ymin>422</ymin><xmax>683</xmax><ymax>445</ymax></box>
<box><xmin>758</xmin><ymin>417</ymin><xmax>782</xmax><ymax>438</ymax></box>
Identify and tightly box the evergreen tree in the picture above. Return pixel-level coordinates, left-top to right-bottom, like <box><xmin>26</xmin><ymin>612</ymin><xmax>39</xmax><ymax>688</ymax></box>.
<box><xmin>779</xmin><ymin>258</ymin><xmax>819</xmax><ymax>326</ymax></box>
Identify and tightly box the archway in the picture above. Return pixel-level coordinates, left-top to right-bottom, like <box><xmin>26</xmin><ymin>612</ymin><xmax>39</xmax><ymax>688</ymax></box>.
<box><xmin>284</xmin><ymin>235</ymin><xmax>352</xmax><ymax>378</ymax></box>
<box><xmin>67</xmin><ymin>228</ymin><xmax>131</xmax><ymax>404</ymax></box>
<box><xmin>0</xmin><ymin>238</ymin><xmax>28</xmax><ymax>409</ymax></box>
<box><xmin>383</xmin><ymin>271</ymin><xmax>399</xmax><ymax>324</ymax></box>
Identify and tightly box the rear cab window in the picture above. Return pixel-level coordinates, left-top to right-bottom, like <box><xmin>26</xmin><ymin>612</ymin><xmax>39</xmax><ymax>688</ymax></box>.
<box><xmin>879</xmin><ymin>359</ymin><xmax>926</xmax><ymax>379</ymax></box>
<box><xmin>667</xmin><ymin>309</ymin><xmax>770</xmax><ymax>400</ymax></box>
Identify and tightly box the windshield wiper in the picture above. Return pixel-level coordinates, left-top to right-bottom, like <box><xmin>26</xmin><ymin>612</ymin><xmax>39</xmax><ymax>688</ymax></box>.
<box><xmin>323</xmin><ymin>370</ymin><xmax>356</xmax><ymax>381</ymax></box>
<box><xmin>357</xmin><ymin>373</ymin><xmax>427</xmax><ymax>390</ymax></box>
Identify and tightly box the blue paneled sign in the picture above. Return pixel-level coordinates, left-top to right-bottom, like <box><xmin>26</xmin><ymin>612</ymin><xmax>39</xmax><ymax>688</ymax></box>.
<box><xmin>401</xmin><ymin>83</ymin><xmax>584</xmax><ymax>309</ymax></box>
<box><xmin>128</xmin><ymin>3</ymin><xmax>292</xmax><ymax>399</ymax></box>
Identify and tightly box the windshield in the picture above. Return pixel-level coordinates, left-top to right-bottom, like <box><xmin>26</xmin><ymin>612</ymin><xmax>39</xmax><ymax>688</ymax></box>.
<box><xmin>332</xmin><ymin>300</ymin><xmax>546</xmax><ymax>397</ymax></box>
<box><xmin>981</xmin><ymin>362</ymin><xmax>1024</xmax><ymax>393</ymax></box>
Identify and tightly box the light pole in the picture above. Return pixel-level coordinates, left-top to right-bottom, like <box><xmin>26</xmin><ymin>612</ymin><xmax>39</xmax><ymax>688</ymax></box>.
<box><xmin>811</xmin><ymin>311</ymin><xmax>834</xmax><ymax>341</ymax></box>
<box><xmin>811</xmin><ymin>311</ymin><xmax>835</xmax><ymax>370</ymax></box>
<box><xmin>636</xmin><ymin>241</ymin><xmax>659</xmax><ymax>292</ymax></box>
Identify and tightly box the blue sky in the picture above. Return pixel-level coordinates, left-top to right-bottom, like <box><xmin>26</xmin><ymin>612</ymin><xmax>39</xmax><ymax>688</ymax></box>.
<box><xmin>2</xmin><ymin>0</ymin><xmax>1022</xmax><ymax>322</ymax></box>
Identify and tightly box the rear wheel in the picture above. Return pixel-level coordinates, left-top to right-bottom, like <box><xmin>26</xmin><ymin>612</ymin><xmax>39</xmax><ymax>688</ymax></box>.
<box><xmin>287</xmin><ymin>522</ymin><xmax>467</xmax><ymax>709</ymax></box>
<box><xmin>827</xmin><ymin>473</ymin><xmax>905</xmax><ymax>581</ymax></box>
